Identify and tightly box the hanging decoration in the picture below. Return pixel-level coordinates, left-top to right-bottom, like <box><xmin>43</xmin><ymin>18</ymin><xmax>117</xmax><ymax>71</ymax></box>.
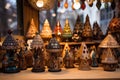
<box><xmin>86</xmin><ymin>0</ymin><xmax>94</xmax><ymax>7</ymax></box>
<box><xmin>64</xmin><ymin>0</ymin><xmax>68</xmax><ymax>8</ymax></box>
<box><xmin>96</xmin><ymin>0</ymin><xmax>101</xmax><ymax>10</ymax></box>
<box><xmin>111</xmin><ymin>0</ymin><xmax>116</xmax><ymax>10</ymax></box>
<box><xmin>81</xmin><ymin>0</ymin><xmax>86</xmax><ymax>10</ymax></box>
<box><xmin>73</xmin><ymin>0</ymin><xmax>81</xmax><ymax>10</ymax></box>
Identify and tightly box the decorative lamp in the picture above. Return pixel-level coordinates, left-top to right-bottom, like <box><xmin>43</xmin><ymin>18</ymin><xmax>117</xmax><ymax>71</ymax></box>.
<box><xmin>99</xmin><ymin>32</ymin><xmax>119</xmax><ymax>71</ymax></box>
<box><xmin>63</xmin><ymin>43</ymin><xmax>74</xmax><ymax>68</ymax></box>
<box><xmin>54</xmin><ymin>21</ymin><xmax>62</xmax><ymax>42</ymax></box>
<box><xmin>2</xmin><ymin>30</ymin><xmax>20</xmax><ymax>73</ymax></box>
<box><xmin>93</xmin><ymin>22</ymin><xmax>104</xmax><ymax>40</ymax></box>
<box><xmin>31</xmin><ymin>33</ymin><xmax>45</xmax><ymax>72</ymax></box>
<box><xmin>76</xmin><ymin>42</ymin><xmax>91</xmax><ymax>70</ymax></box>
<box><xmin>62</xmin><ymin>19</ymin><xmax>72</xmax><ymax>42</ymax></box>
<box><xmin>40</xmin><ymin>19</ymin><xmax>52</xmax><ymax>43</ymax></box>
<box><xmin>28</xmin><ymin>0</ymin><xmax>56</xmax><ymax>11</ymax></box>
<box><xmin>81</xmin><ymin>0</ymin><xmax>86</xmax><ymax>10</ymax></box>
<box><xmin>26</xmin><ymin>18</ymin><xmax>38</xmax><ymax>39</ymax></box>
<box><xmin>46</xmin><ymin>34</ymin><xmax>62</xmax><ymax>72</ymax></box>
<box><xmin>72</xmin><ymin>15</ymin><xmax>83</xmax><ymax>42</ymax></box>
<box><xmin>36</xmin><ymin>0</ymin><xmax>44</xmax><ymax>8</ymax></box>
<box><xmin>82</xmin><ymin>15</ymin><xmax>93</xmax><ymax>41</ymax></box>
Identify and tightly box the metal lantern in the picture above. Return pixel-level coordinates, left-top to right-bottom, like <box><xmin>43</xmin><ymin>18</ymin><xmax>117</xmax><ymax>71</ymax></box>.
<box><xmin>2</xmin><ymin>30</ymin><xmax>20</xmax><ymax>73</ymax></box>
<box><xmin>31</xmin><ymin>33</ymin><xmax>45</xmax><ymax>72</ymax></box>
<box><xmin>46</xmin><ymin>34</ymin><xmax>62</xmax><ymax>72</ymax></box>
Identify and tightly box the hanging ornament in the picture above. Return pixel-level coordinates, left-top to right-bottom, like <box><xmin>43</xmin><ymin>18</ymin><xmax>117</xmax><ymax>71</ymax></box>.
<box><xmin>81</xmin><ymin>1</ymin><xmax>86</xmax><ymax>10</ymax></box>
<box><xmin>72</xmin><ymin>0</ymin><xmax>75</xmax><ymax>10</ymax></box>
<box><xmin>58</xmin><ymin>0</ymin><xmax>60</xmax><ymax>7</ymax></box>
<box><xmin>111</xmin><ymin>0</ymin><xmax>116</xmax><ymax>10</ymax></box>
<box><xmin>86</xmin><ymin>0</ymin><xmax>94</xmax><ymax>7</ymax></box>
<box><xmin>73</xmin><ymin>0</ymin><xmax>81</xmax><ymax>10</ymax></box>
<box><xmin>96</xmin><ymin>0</ymin><xmax>101</xmax><ymax>10</ymax></box>
<box><xmin>64</xmin><ymin>0</ymin><xmax>68</xmax><ymax>9</ymax></box>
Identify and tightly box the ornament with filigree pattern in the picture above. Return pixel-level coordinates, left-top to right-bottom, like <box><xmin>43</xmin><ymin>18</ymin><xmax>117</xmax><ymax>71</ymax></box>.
<box><xmin>26</xmin><ymin>18</ymin><xmax>38</xmax><ymax>39</ymax></box>
<box><xmin>62</xmin><ymin>19</ymin><xmax>72</xmax><ymax>42</ymax></box>
<box><xmin>40</xmin><ymin>19</ymin><xmax>52</xmax><ymax>43</ymax></box>
<box><xmin>2</xmin><ymin>30</ymin><xmax>20</xmax><ymax>73</ymax></box>
<box><xmin>72</xmin><ymin>15</ymin><xmax>83</xmax><ymax>42</ymax></box>
<box><xmin>46</xmin><ymin>34</ymin><xmax>62</xmax><ymax>72</ymax></box>
<box><xmin>82</xmin><ymin>15</ymin><xmax>93</xmax><ymax>41</ymax></box>
<box><xmin>31</xmin><ymin>33</ymin><xmax>45</xmax><ymax>72</ymax></box>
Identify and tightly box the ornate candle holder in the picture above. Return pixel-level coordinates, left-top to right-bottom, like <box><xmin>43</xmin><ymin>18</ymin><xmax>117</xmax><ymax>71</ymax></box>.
<box><xmin>99</xmin><ymin>32</ymin><xmax>119</xmax><ymax>71</ymax></box>
<box><xmin>40</xmin><ymin>19</ymin><xmax>52</xmax><ymax>43</ymax></box>
<box><xmin>76</xmin><ymin>42</ymin><xmax>91</xmax><ymax>70</ymax></box>
<box><xmin>46</xmin><ymin>34</ymin><xmax>62</xmax><ymax>72</ymax></box>
<box><xmin>31</xmin><ymin>33</ymin><xmax>45</xmax><ymax>72</ymax></box>
<box><xmin>2</xmin><ymin>30</ymin><xmax>20</xmax><ymax>73</ymax></box>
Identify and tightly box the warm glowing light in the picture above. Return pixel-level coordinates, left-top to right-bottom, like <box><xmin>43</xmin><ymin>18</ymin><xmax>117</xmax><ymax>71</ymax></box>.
<box><xmin>73</xmin><ymin>2</ymin><xmax>80</xmax><ymax>9</ymax></box>
<box><xmin>36</xmin><ymin>0</ymin><xmax>44</xmax><ymax>8</ymax></box>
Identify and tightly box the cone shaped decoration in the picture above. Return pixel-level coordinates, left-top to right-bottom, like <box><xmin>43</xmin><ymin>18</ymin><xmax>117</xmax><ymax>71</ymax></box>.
<box><xmin>2</xmin><ymin>30</ymin><xmax>20</xmax><ymax>73</ymax></box>
<box><xmin>31</xmin><ymin>33</ymin><xmax>44</xmax><ymax>49</ymax></box>
<box><xmin>40</xmin><ymin>19</ymin><xmax>52</xmax><ymax>42</ymax></box>
<box><xmin>31</xmin><ymin>33</ymin><xmax>45</xmax><ymax>72</ymax></box>
<box><xmin>72</xmin><ymin>15</ymin><xmax>83</xmax><ymax>42</ymax></box>
<box><xmin>63</xmin><ymin>43</ymin><xmax>74</xmax><ymax>68</ymax></box>
<box><xmin>54</xmin><ymin>21</ymin><xmax>62</xmax><ymax>42</ymax></box>
<box><xmin>99</xmin><ymin>32</ymin><xmax>120</xmax><ymax>48</ymax></box>
<box><xmin>62</xmin><ymin>19</ymin><xmax>72</xmax><ymax>42</ymax></box>
<box><xmin>102</xmin><ymin>48</ymin><xmax>118</xmax><ymax>71</ymax></box>
<box><xmin>77</xmin><ymin>42</ymin><xmax>91</xmax><ymax>70</ymax></box>
<box><xmin>96</xmin><ymin>0</ymin><xmax>101</xmax><ymax>10</ymax></box>
<box><xmin>26</xmin><ymin>18</ymin><xmax>38</xmax><ymax>39</ymax></box>
<box><xmin>2</xmin><ymin>30</ymin><xmax>19</xmax><ymax>50</ymax></box>
<box><xmin>93</xmin><ymin>22</ymin><xmax>104</xmax><ymax>40</ymax></box>
<box><xmin>82</xmin><ymin>15</ymin><xmax>93</xmax><ymax>41</ymax></box>
<box><xmin>47</xmin><ymin>34</ymin><xmax>62</xmax><ymax>72</ymax></box>
<box><xmin>62</xmin><ymin>43</ymin><xmax>70</xmax><ymax>58</ymax></box>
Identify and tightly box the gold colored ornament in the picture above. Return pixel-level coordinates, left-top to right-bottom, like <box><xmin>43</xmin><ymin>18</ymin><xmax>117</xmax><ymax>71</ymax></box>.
<box><xmin>26</xmin><ymin>18</ymin><xmax>38</xmax><ymax>39</ymax></box>
<box><xmin>40</xmin><ymin>19</ymin><xmax>52</xmax><ymax>42</ymax></box>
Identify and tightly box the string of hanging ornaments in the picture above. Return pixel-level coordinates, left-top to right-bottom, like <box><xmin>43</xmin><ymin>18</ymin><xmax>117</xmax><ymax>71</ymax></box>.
<box><xmin>58</xmin><ymin>0</ymin><xmax>116</xmax><ymax>10</ymax></box>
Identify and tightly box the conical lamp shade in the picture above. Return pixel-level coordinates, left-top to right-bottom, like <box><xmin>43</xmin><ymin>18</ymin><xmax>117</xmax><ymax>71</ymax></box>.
<box><xmin>76</xmin><ymin>42</ymin><xmax>90</xmax><ymax>59</ymax></box>
<box><xmin>26</xmin><ymin>18</ymin><xmax>38</xmax><ymax>39</ymax></box>
<box><xmin>40</xmin><ymin>19</ymin><xmax>52</xmax><ymax>39</ymax></box>
<box><xmin>31</xmin><ymin>33</ymin><xmax>44</xmax><ymax>49</ymax></box>
<box><xmin>54</xmin><ymin>21</ymin><xmax>62</xmax><ymax>36</ymax></box>
<box><xmin>99</xmin><ymin>33</ymin><xmax>120</xmax><ymax>48</ymax></box>
<box><xmin>82</xmin><ymin>15</ymin><xmax>93</xmax><ymax>41</ymax></box>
